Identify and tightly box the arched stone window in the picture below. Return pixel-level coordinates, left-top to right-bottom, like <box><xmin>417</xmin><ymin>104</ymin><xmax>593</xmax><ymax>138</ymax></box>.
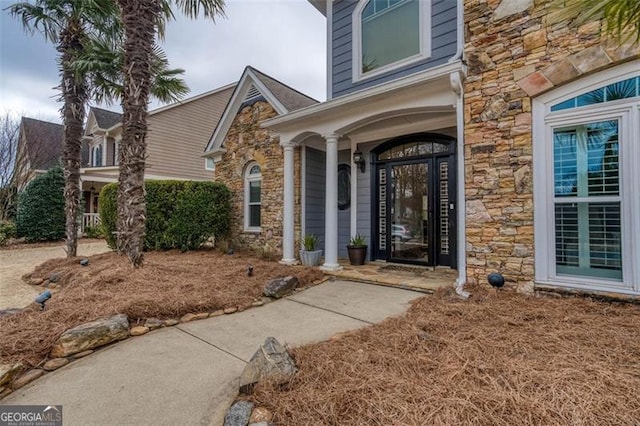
<box><xmin>244</xmin><ymin>163</ymin><xmax>262</xmax><ymax>231</ymax></box>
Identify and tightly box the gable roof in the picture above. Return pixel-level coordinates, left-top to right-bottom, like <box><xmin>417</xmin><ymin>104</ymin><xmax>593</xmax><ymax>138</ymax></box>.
<box><xmin>91</xmin><ymin>107</ymin><xmax>121</xmax><ymax>129</ymax></box>
<box><xmin>20</xmin><ymin>117</ymin><xmax>64</xmax><ymax>170</ymax></box>
<box><xmin>250</xmin><ymin>67</ymin><xmax>318</xmax><ymax>112</ymax></box>
<box><xmin>204</xmin><ymin>66</ymin><xmax>318</xmax><ymax>154</ymax></box>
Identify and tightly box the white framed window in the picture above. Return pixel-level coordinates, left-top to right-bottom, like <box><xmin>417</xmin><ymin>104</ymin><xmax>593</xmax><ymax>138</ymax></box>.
<box><xmin>352</xmin><ymin>0</ymin><xmax>431</xmax><ymax>82</ymax></box>
<box><xmin>91</xmin><ymin>144</ymin><xmax>103</xmax><ymax>167</ymax></box>
<box><xmin>244</xmin><ymin>162</ymin><xmax>262</xmax><ymax>232</ymax></box>
<box><xmin>533</xmin><ymin>62</ymin><xmax>640</xmax><ymax>295</ymax></box>
<box><xmin>114</xmin><ymin>139</ymin><xmax>120</xmax><ymax>166</ymax></box>
<box><xmin>205</xmin><ymin>157</ymin><xmax>215</xmax><ymax>171</ymax></box>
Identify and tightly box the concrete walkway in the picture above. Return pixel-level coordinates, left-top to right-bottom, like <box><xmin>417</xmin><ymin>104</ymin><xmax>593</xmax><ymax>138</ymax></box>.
<box><xmin>0</xmin><ymin>241</ymin><xmax>110</xmax><ymax>310</ymax></box>
<box><xmin>2</xmin><ymin>280</ymin><xmax>423</xmax><ymax>426</ymax></box>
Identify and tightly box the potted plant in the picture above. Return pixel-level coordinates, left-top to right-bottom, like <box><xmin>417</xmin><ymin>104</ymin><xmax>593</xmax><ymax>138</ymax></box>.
<box><xmin>299</xmin><ymin>234</ymin><xmax>322</xmax><ymax>266</ymax></box>
<box><xmin>347</xmin><ymin>233</ymin><xmax>368</xmax><ymax>265</ymax></box>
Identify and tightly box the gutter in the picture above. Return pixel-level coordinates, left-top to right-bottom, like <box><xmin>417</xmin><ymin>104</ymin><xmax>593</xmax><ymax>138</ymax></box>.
<box><xmin>449</xmin><ymin>0</ymin><xmax>464</xmax><ymax>63</ymax></box>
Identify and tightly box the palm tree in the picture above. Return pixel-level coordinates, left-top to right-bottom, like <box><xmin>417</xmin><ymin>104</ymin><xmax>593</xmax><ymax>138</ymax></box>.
<box><xmin>8</xmin><ymin>0</ymin><xmax>120</xmax><ymax>258</ymax></box>
<box><xmin>116</xmin><ymin>0</ymin><xmax>225</xmax><ymax>267</ymax></box>
<box><xmin>550</xmin><ymin>0</ymin><xmax>640</xmax><ymax>43</ymax></box>
<box><xmin>8</xmin><ymin>1</ymin><xmax>190</xmax><ymax>259</ymax></box>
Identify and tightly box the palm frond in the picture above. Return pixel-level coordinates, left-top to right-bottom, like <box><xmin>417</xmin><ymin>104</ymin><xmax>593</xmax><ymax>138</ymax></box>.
<box><xmin>549</xmin><ymin>0</ymin><xmax>640</xmax><ymax>43</ymax></box>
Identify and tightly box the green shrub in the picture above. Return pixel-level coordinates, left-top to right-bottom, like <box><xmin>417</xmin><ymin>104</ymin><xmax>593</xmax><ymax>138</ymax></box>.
<box><xmin>100</xmin><ymin>180</ymin><xmax>232</xmax><ymax>251</ymax></box>
<box><xmin>84</xmin><ymin>224</ymin><xmax>106</xmax><ymax>239</ymax></box>
<box><xmin>99</xmin><ymin>183</ymin><xmax>118</xmax><ymax>249</ymax></box>
<box><xmin>16</xmin><ymin>167</ymin><xmax>65</xmax><ymax>242</ymax></box>
<box><xmin>0</xmin><ymin>220</ymin><xmax>17</xmax><ymax>246</ymax></box>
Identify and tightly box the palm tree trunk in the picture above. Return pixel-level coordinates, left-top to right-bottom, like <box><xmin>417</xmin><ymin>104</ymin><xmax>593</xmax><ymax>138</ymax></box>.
<box><xmin>60</xmin><ymin>19</ymin><xmax>87</xmax><ymax>258</ymax></box>
<box><xmin>116</xmin><ymin>0</ymin><xmax>159</xmax><ymax>267</ymax></box>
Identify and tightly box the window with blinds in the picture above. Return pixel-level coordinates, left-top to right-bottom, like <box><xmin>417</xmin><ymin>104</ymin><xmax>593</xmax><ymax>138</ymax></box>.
<box><xmin>553</xmin><ymin>120</ymin><xmax>622</xmax><ymax>280</ymax></box>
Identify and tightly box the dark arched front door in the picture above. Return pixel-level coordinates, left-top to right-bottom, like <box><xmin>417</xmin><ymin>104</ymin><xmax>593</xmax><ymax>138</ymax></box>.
<box><xmin>373</xmin><ymin>133</ymin><xmax>457</xmax><ymax>268</ymax></box>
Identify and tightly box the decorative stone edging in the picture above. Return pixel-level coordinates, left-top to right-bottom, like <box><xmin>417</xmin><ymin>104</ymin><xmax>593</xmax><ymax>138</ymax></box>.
<box><xmin>0</xmin><ymin>275</ymin><xmax>323</xmax><ymax>401</ymax></box>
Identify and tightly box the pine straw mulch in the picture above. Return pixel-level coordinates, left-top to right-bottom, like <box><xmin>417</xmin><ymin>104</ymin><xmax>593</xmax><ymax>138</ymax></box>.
<box><xmin>0</xmin><ymin>250</ymin><xmax>323</xmax><ymax>368</ymax></box>
<box><xmin>251</xmin><ymin>285</ymin><xmax>640</xmax><ymax>425</ymax></box>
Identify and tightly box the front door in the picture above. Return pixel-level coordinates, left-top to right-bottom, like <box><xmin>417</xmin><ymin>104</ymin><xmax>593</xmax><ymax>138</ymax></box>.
<box><xmin>373</xmin><ymin>134</ymin><xmax>456</xmax><ymax>267</ymax></box>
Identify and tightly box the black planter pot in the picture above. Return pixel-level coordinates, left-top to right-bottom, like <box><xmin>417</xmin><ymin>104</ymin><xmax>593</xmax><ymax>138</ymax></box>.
<box><xmin>347</xmin><ymin>245</ymin><xmax>368</xmax><ymax>265</ymax></box>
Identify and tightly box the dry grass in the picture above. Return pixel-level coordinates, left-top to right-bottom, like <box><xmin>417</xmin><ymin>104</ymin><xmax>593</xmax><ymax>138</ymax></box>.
<box><xmin>251</xmin><ymin>285</ymin><xmax>640</xmax><ymax>425</ymax></box>
<box><xmin>0</xmin><ymin>249</ymin><xmax>323</xmax><ymax>367</ymax></box>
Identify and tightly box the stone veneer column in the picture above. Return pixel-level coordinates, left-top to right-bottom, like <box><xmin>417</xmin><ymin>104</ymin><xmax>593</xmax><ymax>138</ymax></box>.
<box><xmin>280</xmin><ymin>143</ymin><xmax>297</xmax><ymax>265</ymax></box>
<box><xmin>321</xmin><ymin>134</ymin><xmax>342</xmax><ymax>271</ymax></box>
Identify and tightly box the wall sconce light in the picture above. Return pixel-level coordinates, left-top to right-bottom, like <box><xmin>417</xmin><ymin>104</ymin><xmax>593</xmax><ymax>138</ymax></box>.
<box><xmin>353</xmin><ymin>150</ymin><xmax>366</xmax><ymax>173</ymax></box>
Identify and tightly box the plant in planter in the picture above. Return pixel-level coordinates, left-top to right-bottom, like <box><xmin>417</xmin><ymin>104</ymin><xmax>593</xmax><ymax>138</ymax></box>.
<box><xmin>299</xmin><ymin>234</ymin><xmax>323</xmax><ymax>266</ymax></box>
<box><xmin>347</xmin><ymin>233</ymin><xmax>368</xmax><ymax>265</ymax></box>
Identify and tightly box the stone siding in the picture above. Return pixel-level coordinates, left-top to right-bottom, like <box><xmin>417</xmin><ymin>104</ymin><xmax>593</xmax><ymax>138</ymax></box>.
<box><xmin>463</xmin><ymin>0</ymin><xmax>640</xmax><ymax>291</ymax></box>
<box><xmin>214</xmin><ymin>101</ymin><xmax>301</xmax><ymax>258</ymax></box>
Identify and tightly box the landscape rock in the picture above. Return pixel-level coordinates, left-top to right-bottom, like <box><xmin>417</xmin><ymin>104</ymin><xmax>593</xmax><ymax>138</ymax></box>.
<box><xmin>180</xmin><ymin>313</ymin><xmax>197</xmax><ymax>323</ymax></box>
<box><xmin>144</xmin><ymin>318</ymin><xmax>163</xmax><ymax>330</ymax></box>
<box><xmin>29</xmin><ymin>278</ymin><xmax>44</xmax><ymax>285</ymax></box>
<box><xmin>193</xmin><ymin>312</ymin><xmax>209</xmax><ymax>320</ymax></box>
<box><xmin>11</xmin><ymin>369</ymin><xmax>44</xmax><ymax>390</ymax></box>
<box><xmin>263</xmin><ymin>276</ymin><xmax>299</xmax><ymax>299</ymax></box>
<box><xmin>72</xmin><ymin>350</ymin><xmax>93</xmax><ymax>359</ymax></box>
<box><xmin>251</xmin><ymin>301</ymin><xmax>264</xmax><ymax>307</ymax></box>
<box><xmin>43</xmin><ymin>358</ymin><xmax>69</xmax><ymax>371</ymax></box>
<box><xmin>130</xmin><ymin>326</ymin><xmax>149</xmax><ymax>336</ymax></box>
<box><xmin>249</xmin><ymin>407</ymin><xmax>273</xmax><ymax>424</ymax></box>
<box><xmin>164</xmin><ymin>319</ymin><xmax>179</xmax><ymax>326</ymax></box>
<box><xmin>224</xmin><ymin>307</ymin><xmax>238</xmax><ymax>314</ymax></box>
<box><xmin>249</xmin><ymin>423</ymin><xmax>270</xmax><ymax>426</ymax></box>
<box><xmin>239</xmin><ymin>337</ymin><xmax>297</xmax><ymax>394</ymax></box>
<box><xmin>0</xmin><ymin>363</ymin><xmax>23</xmax><ymax>386</ymax></box>
<box><xmin>0</xmin><ymin>387</ymin><xmax>11</xmax><ymax>398</ymax></box>
<box><xmin>50</xmin><ymin>314</ymin><xmax>129</xmax><ymax>358</ymax></box>
<box><xmin>80</xmin><ymin>259</ymin><xmax>89</xmax><ymax>266</ymax></box>
<box><xmin>210</xmin><ymin>310</ymin><xmax>225</xmax><ymax>317</ymax></box>
<box><xmin>224</xmin><ymin>401</ymin><xmax>253</xmax><ymax>426</ymax></box>
<box><xmin>48</xmin><ymin>273</ymin><xmax>60</xmax><ymax>283</ymax></box>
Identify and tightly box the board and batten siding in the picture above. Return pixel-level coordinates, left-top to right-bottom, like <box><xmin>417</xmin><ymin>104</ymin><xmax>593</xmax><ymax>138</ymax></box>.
<box><xmin>144</xmin><ymin>87</ymin><xmax>234</xmax><ymax>181</ymax></box>
<box><xmin>331</xmin><ymin>0</ymin><xmax>458</xmax><ymax>98</ymax></box>
<box><xmin>304</xmin><ymin>147</ymin><xmax>352</xmax><ymax>258</ymax></box>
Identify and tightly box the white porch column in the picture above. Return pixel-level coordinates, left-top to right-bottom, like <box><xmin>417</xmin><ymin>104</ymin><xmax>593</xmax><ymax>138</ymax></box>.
<box><xmin>321</xmin><ymin>134</ymin><xmax>342</xmax><ymax>271</ymax></box>
<box><xmin>280</xmin><ymin>143</ymin><xmax>297</xmax><ymax>265</ymax></box>
<box><xmin>350</xmin><ymin>138</ymin><xmax>358</xmax><ymax>237</ymax></box>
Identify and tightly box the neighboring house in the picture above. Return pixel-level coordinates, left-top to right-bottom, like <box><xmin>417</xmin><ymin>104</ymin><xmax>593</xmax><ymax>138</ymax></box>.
<box><xmin>203</xmin><ymin>66</ymin><xmax>318</xmax><ymax>256</ymax></box>
<box><xmin>80</xmin><ymin>84</ymin><xmax>235</xmax><ymax>229</ymax></box>
<box><xmin>15</xmin><ymin>117</ymin><xmax>63</xmax><ymax>190</ymax></box>
<box><xmin>214</xmin><ymin>0</ymin><xmax>639</xmax><ymax>298</ymax></box>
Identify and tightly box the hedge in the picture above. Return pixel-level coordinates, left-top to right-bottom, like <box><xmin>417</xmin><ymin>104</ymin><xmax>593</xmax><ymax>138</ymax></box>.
<box><xmin>99</xmin><ymin>180</ymin><xmax>232</xmax><ymax>251</ymax></box>
<box><xmin>16</xmin><ymin>166</ymin><xmax>66</xmax><ymax>242</ymax></box>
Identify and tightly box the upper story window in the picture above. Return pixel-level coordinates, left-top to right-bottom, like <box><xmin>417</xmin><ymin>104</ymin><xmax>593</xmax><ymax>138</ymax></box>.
<box><xmin>244</xmin><ymin>163</ymin><xmax>262</xmax><ymax>231</ymax></box>
<box><xmin>92</xmin><ymin>144</ymin><xmax>103</xmax><ymax>167</ymax></box>
<box><xmin>353</xmin><ymin>0</ymin><xmax>431</xmax><ymax>82</ymax></box>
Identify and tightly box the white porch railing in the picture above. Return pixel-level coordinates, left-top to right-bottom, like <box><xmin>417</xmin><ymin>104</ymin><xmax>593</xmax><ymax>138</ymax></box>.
<box><xmin>81</xmin><ymin>213</ymin><xmax>101</xmax><ymax>234</ymax></box>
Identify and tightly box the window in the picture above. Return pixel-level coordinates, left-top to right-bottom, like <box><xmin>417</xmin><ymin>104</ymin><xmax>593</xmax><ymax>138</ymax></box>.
<box><xmin>114</xmin><ymin>140</ymin><xmax>120</xmax><ymax>166</ymax></box>
<box><xmin>533</xmin><ymin>63</ymin><xmax>640</xmax><ymax>294</ymax></box>
<box><xmin>338</xmin><ymin>164</ymin><xmax>351</xmax><ymax>210</ymax></box>
<box><xmin>92</xmin><ymin>145</ymin><xmax>103</xmax><ymax>167</ymax></box>
<box><xmin>244</xmin><ymin>163</ymin><xmax>261</xmax><ymax>231</ymax></box>
<box><xmin>205</xmin><ymin>158</ymin><xmax>215</xmax><ymax>171</ymax></box>
<box><xmin>352</xmin><ymin>0</ymin><xmax>431</xmax><ymax>81</ymax></box>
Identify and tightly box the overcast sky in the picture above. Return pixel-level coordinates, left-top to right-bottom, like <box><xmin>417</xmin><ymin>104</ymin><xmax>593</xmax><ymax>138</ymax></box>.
<box><xmin>0</xmin><ymin>0</ymin><xmax>327</xmax><ymax>123</ymax></box>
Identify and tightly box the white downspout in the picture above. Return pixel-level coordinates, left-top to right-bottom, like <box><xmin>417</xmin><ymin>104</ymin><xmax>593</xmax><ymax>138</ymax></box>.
<box><xmin>326</xmin><ymin>1</ymin><xmax>333</xmax><ymax>100</ymax></box>
<box><xmin>451</xmin><ymin>71</ymin><xmax>469</xmax><ymax>299</ymax></box>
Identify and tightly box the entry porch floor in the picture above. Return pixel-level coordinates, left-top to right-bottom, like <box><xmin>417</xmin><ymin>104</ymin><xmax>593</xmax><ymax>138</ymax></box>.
<box><xmin>325</xmin><ymin>260</ymin><xmax>457</xmax><ymax>293</ymax></box>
